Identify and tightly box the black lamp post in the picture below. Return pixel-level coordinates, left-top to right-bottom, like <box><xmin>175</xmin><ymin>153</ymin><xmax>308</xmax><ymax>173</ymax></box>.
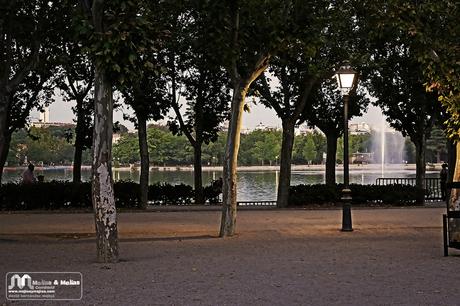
<box><xmin>335</xmin><ymin>64</ymin><xmax>358</xmax><ymax>232</ymax></box>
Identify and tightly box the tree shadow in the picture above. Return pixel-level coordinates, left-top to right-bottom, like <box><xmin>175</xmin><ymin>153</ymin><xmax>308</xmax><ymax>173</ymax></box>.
<box><xmin>119</xmin><ymin>234</ymin><xmax>218</xmax><ymax>243</ymax></box>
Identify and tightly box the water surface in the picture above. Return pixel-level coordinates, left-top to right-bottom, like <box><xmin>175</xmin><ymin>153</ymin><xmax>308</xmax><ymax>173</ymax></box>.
<box><xmin>2</xmin><ymin>167</ymin><xmax>438</xmax><ymax>201</ymax></box>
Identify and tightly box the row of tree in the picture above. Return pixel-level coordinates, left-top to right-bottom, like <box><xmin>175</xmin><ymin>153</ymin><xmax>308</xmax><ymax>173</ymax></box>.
<box><xmin>7</xmin><ymin>124</ymin><xmax>449</xmax><ymax>169</ymax></box>
<box><xmin>1</xmin><ymin>0</ymin><xmax>458</xmax><ymax>262</ymax></box>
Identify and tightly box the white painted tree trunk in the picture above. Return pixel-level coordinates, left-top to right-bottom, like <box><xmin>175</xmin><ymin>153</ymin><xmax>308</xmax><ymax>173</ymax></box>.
<box><xmin>220</xmin><ymin>82</ymin><xmax>248</xmax><ymax>237</ymax></box>
<box><xmin>92</xmin><ymin>65</ymin><xmax>118</xmax><ymax>263</ymax></box>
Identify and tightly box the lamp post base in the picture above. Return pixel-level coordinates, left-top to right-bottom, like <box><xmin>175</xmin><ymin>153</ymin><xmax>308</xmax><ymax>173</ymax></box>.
<box><xmin>341</xmin><ymin>188</ymin><xmax>353</xmax><ymax>232</ymax></box>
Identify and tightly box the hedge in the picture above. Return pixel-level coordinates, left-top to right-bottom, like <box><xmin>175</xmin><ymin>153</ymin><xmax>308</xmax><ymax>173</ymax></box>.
<box><xmin>0</xmin><ymin>181</ymin><xmax>426</xmax><ymax>211</ymax></box>
<box><xmin>0</xmin><ymin>181</ymin><xmax>222</xmax><ymax>210</ymax></box>
<box><xmin>288</xmin><ymin>184</ymin><xmax>426</xmax><ymax>206</ymax></box>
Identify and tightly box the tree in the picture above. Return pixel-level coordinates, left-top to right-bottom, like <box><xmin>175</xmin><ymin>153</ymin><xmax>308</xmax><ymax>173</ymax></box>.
<box><xmin>304</xmin><ymin>78</ymin><xmax>368</xmax><ymax>186</ymax></box>
<box><xmin>204</xmin><ymin>0</ymin><xmax>296</xmax><ymax>236</ymax></box>
<box><xmin>0</xmin><ymin>0</ymin><xmax>61</xmax><ymax>184</ymax></box>
<box><xmin>78</xmin><ymin>0</ymin><xmax>159</xmax><ymax>262</ymax></box>
<box><xmin>121</xmin><ymin>55</ymin><xmax>169</xmax><ymax>209</ymax></box>
<box><xmin>168</xmin><ymin>3</ymin><xmax>230</xmax><ymax>204</ymax></box>
<box><xmin>119</xmin><ymin>1</ymin><xmax>170</xmax><ymax>209</ymax></box>
<box><xmin>357</xmin><ymin>2</ymin><xmax>441</xmax><ymax>203</ymax></box>
<box><xmin>425</xmin><ymin>126</ymin><xmax>448</xmax><ymax>163</ymax></box>
<box><xmin>253</xmin><ymin>0</ymin><xmax>367</xmax><ymax>207</ymax></box>
<box><xmin>56</xmin><ymin>51</ymin><xmax>94</xmax><ymax>183</ymax></box>
<box><xmin>391</xmin><ymin>0</ymin><xmax>460</xmax><ymax>240</ymax></box>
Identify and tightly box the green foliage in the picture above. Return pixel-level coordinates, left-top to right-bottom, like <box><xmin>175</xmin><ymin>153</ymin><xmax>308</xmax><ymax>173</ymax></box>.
<box><xmin>357</xmin><ymin>0</ymin><xmax>441</xmax><ymax>146</ymax></box>
<box><xmin>112</xmin><ymin>125</ymin><xmax>376</xmax><ymax>166</ymax></box>
<box><xmin>293</xmin><ymin>131</ymin><xmax>325</xmax><ymax>164</ymax></box>
<box><xmin>76</xmin><ymin>0</ymin><xmax>163</xmax><ymax>87</ymax></box>
<box><xmin>7</xmin><ymin>126</ymin><xmax>82</xmax><ymax>166</ymax></box>
<box><xmin>239</xmin><ymin>129</ymin><xmax>281</xmax><ymax>165</ymax></box>
<box><xmin>112</xmin><ymin>132</ymin><xmax>139</xmax><ymax>164</ymax></box>
<box><xmin>305</xmin><ymin>78</ymin><xmax>369</xmax><ymax>139</ymax></box>
<box><xmin>288</xmin><ymin>184</ymin><xmax>424</xmax><ymax>206</ymax></box>
<box><xmin>367</xmin><ymin>0</ymin><xmax>460</xmax><ymax>139</ymax></box>
<box><xmin>147</xmin><ymin>125</ymin><xmax>193</xmax><ymax>165</ymax></box>
<box><xmin>425</xmin><ymin>126</ymin><xmax>448</xmax><ymax>163</ymax></box>
<box><xmin>167</xmin><ymin>1</ymin><xmax>231</xmax><ymax>147</ymax></box>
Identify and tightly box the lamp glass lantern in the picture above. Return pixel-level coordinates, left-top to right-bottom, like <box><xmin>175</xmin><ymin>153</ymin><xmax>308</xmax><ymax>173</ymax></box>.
<box><xmin>335</xmin><ymin>65</ymin><xmax>357</xmax><ymax>95</ymax></box>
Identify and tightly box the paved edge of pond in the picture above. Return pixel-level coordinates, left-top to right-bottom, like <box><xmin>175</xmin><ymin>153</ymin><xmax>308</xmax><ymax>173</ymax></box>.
<box><xmin>0</xmin><ymin>201</ymin><xmax>446</xmax><ymax>214</ymax></box>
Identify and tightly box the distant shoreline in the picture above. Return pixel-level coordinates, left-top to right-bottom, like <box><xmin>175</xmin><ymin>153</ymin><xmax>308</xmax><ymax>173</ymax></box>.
<box><xmin>3</xmin><ymin>163</ymin><xmax>444</xmax><ymax>172</ymax></box>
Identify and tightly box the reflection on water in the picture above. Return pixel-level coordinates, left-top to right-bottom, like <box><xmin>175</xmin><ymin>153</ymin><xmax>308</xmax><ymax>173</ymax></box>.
<box><xmin>2</xmin><ymin>168</ymin><xmax>438</xmax><ymax>201</ymax></box>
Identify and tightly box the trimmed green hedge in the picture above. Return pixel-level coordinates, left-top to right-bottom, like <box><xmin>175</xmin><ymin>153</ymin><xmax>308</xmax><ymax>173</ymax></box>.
<box><xmin>0</xmin><ymin>181</ymin><xmax>425</xmax><ymax>210</ymax></box>
<box><xmin>288</xmin><ymin>184</ymin><xmax>426</xmax><ymax>206</ymax></box>
<box><xmin>0</xmin><ymin>181</ymin><xmax>222</xmax><ymax>210</ymax></box>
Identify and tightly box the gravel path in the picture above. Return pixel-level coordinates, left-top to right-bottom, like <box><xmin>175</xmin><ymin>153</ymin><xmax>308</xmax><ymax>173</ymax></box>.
<box><xmin>1</xmin><ymin>208</ymin><xmax>459</xmax><ymax>305</ymax></box>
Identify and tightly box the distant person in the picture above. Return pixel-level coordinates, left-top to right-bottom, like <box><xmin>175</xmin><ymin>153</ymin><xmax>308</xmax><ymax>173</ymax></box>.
<box><xmin>440</xmin><ymin>163</ymin><xmax>448</xmax><ymax>201</ymax></box>
<box><xmin>22</xmin><ymin>163</ymin><xmax>37</xmax><ymax>184</ymax></box>
<box><xmin>212</xmin><ymin>177</ymin><xmax>223</xmax><ymax>193</ymax></box>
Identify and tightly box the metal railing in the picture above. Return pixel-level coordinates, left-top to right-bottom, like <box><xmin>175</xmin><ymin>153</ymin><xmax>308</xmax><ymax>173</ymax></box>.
<box><xmin>375</xmin><ymin>177</ymin><xmax>442</xmax><ymax>200</ymax></box>
<box><xmin>237</xmin><ymin>201</ymin><xmax>277</xmax><ymax>206</ymax></box>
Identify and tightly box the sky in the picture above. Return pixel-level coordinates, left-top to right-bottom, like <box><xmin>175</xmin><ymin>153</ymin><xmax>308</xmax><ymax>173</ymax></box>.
<box><xmin>30</xmin><ymin>93</ymin><xmax>388</xmax><ymax>132</ymax></box>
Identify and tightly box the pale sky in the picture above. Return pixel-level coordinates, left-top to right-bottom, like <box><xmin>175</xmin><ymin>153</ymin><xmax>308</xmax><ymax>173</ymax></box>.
<box><xmin>30</xmin><ymin>93</ymin><xmax>387</xmax><ymax>132</ymax></box>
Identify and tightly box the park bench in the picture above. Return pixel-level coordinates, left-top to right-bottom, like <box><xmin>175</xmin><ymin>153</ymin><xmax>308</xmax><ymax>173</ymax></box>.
<box><xmin>443</xmin><ymin>182</ymin><xmax>460</xmax><ymax>256</ymax></box>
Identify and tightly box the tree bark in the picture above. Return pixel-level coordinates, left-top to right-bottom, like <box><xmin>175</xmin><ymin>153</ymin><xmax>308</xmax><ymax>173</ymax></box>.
<box><xmin>414</xmin><ymin>137</ymin><xmax>426</xmax><ymax>205</ymax></box>
<box><xmin>448</xmin><ymin>142</ymin><xmax>460</xmax><ymax>244</ymax></box>
<box><xmin>72</xmin><ymin>97</ymin><xmax>85</xmax><ymax>183</ymax></box>
<box><xmin>0</xmin><ymin>95</ymin><xmax>10</xmax><ymax>184</ymax></box>
<box><xmin>137</xmin><ymin>114</ymin><xmax>149</xmax><ymax>209</ymax></box>
<box><xmin>193</xmin><ymin>143</ymin><xmax>204</xmax><ymax>204</ymax></box>
<box><xmin>92</xmin><ymin>63</ymin><xmax>118</xmax><ymax>263</ymax></box>
<box><xmin>0</xmin><ymin>134</ymin><xmax>11</xmax><ymax>185</ymax></box>
<box><xmin>447</xmin><ymin>139</ymin><xmax>456</xmax><ymax>183</ymax></box>
<box><xmin>276</xmin><ymin>120</ymin><xmax>295</xmax><ymax>208</ymax></box>
<box><xmin>325</xmin><ymin>133</ymin><xmax>338</xmax><ymax>186</ymax></box>
<box><xmin>220</xmin><ymin>82</ymin><xmax>248</xmax><ymax>237</ymax></box>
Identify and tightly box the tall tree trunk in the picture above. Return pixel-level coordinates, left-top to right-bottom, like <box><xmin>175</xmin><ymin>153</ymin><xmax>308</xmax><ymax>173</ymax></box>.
<box><xmin>448</xmin><ymin>142</ymin><xmax>460</xmax><ymax>244</ymax></box>
<box><xmin>92</xmin><ymin>64</ymin><xmax>118</xmax><ymax>263</ymax></box>
<box><xmin>446</xmin><ymin>139</ymin><xmax>456</xmax><ymax>201</ymax></box>
<box><xmin>220</xmin><ymin>82</ymin><xmax>248</xmax><ymax>237</ymax></box>
<box><xmin>137</xmin><ymin>115</ymin><xmax>149</xmax><ymax>209</ymax></box>
<box><xmin>414</xmin><ymin>137</ymin><xmax>426</xmax><ymax>205</ymax></box>
<box><xmin>193</xmin><ymin>143</ymin><xmax>204</xmax><ymax>204</ymax></box>
<box><xmin>0</xmin><ymin>97</ymin><xmax>10</xmax><ymax>184</ymax></box>
<box><xmin>276</xmin><ymin>120</ymin><xmax>295</xmax><ymax>208</ymax></box>
<box><xmin>325</xmin><ymin>133</ymin><xmax>338</xmax><ymax>186</ymax></box>
<box><xmin>447</xmin><ymin>139</ymin><xmax>456</xmax><ymax>183</ymax></box>
<box><xmin>73</xmin><ymin>97</ymin><xmax>85</xmax><ymax>183</ymax></box>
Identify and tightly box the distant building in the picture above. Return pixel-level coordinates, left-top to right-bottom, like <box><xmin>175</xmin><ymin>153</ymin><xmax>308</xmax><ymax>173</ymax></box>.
<box><xmin>31</xmin><ymin>106</ymin><xmax>75</xmax><ymax>128</ymax></box>
<box><xmin>39</xmin><ymin>106</ymin><xmax>50</xmax><ymax>123</ymax></box>
<box><xmin>31</xmin><ymin>121</ymin><xmax>75</xmax><ymax>128</ymax></box>
<box><xmin>349</xmin><ymin>122</ymin><xmax>371</xmax><ymax>135</ymax></box>
<box><xmin>254</xmin><ymin>122</ymin><xmax>266</xmax><ymax>130</ymax></box>
<box><xmin>253</xmin><ymin>122</ymin><xmax>278</xmax><ymax>132</ymax></box>
<box><xmin>295</xmin><ymin>123</ymin><xmax>319</xmax><ymax>136</ymax></box>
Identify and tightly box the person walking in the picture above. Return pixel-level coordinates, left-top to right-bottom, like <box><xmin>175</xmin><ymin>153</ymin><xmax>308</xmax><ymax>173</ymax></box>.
<box><xmin>440</xmin><ymin>163</ymin><xmax>448</xmax><ymax>201</ymax></box>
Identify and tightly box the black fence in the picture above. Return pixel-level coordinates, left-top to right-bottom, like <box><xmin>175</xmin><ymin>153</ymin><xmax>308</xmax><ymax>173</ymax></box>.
<box><xmin>375</xmin><ymin>177</ymin><xmax>442</xmax><ymax>200</ymax></box>
<box><xmin>237</xmin><ymin>201</ymin><xmax>277</xmax><ymax>206</ymax></box>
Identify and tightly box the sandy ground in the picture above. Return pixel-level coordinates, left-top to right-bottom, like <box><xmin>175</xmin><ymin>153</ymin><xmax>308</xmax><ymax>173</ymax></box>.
<box><xmin>0</xmin><ymin>208</ymin><xmax>459</xmax><ymax>305</ymax></box>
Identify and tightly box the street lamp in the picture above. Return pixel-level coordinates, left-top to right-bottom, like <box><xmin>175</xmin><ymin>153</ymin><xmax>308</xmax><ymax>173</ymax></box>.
<box><xmin>335</xmin><ymin>63</ymin><xmax>358</xmax><ymax>232</ymax></box>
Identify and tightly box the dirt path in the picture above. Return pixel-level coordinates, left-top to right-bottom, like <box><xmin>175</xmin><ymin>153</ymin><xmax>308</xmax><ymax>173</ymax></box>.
<box><xmin>1</xmin><ymin>208</ymin><xmax>459</xmax><ymax>305</ymax></box>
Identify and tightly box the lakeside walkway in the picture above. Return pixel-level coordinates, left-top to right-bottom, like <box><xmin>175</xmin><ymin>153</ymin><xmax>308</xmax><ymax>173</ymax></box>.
<box><xmin>1</xmin><ymin>208</ymin><xmax>459</xmax><ymax>305</ymax></box>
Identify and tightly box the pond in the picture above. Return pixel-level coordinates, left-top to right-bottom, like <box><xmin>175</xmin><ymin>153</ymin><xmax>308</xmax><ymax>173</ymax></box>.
<box><xmin>2</xmin><ymin>166</ymin><xmax>439</xmax><ymax>201</ymax></box>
